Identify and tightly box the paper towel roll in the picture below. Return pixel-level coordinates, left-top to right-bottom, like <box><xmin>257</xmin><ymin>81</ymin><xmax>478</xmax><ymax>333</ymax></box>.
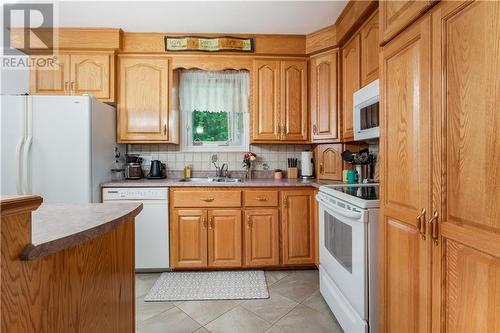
<box><xmin>301</xmin><ymin>151</ymin><xmax>314</xmax><ymax>177</ymax></box>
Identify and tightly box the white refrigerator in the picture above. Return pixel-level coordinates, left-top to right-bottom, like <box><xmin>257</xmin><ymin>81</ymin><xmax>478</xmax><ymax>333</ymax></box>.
<box><xmin>1</xmin><ymin>95</ymin><xmax>122</xmax><ymax>203</ymax></box>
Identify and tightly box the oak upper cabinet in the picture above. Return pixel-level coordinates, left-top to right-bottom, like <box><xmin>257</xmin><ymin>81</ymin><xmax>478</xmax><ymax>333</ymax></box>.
<box><xmin>310</xmin><ymin>50</ymin><xmax>340</xmax><ymax>142</ymax></box>
<box><xmin>281</xmin><ymin>190</ymin><xmax>315</xmax><ymax>265</ymax></box>
<box><xmin>118</xmin><ymin>55</ymin><xmax>171</xmax><ymax>143</ymax></box>
<box><xmin>380</xmin><ymin>15</ymin><xmax>432</xmax><ymax>333</ymax></box>
<box><xmin>30</xmin><ymin>54</ymin><xmax>71</xmax><ymax>95</ymax></box>
<box><xmin>207</xmin><ymin>209</ymin><xmax>242</xmax><ymax>267</ymax></box>
<box><xmin>379</xmin><ymin>0</ymin><xmax>433</xmax><ymax>45</ymax></box>
<box><xmin>252</xmin><ymin>59</ymin><xmax>281</xmax><ymax>141</ymax></box>
<box><xmin>342</xmin><ymin>34</ymin><xmax>361</xmax><ymax>141</ymax></box>
<box><xmin>70</xmin><ymin>53</ymin><xmax>114</xmax><ymax>101</ymax></box>
<box><xmin>360</xmin><ymin>11</ymin><xmax>379</xmax><ymax>86</ymax></box>
<box><xmin>171</xmin><ymin>209</ymin><xmax>207</xmax><ymax>268</ymax></box>
<box><xmin>280</xmin><ymin>60</ymin><xmax>308</xmax><ymax>141</ymax></box>
<box><xmin>430</xmin><ymin>2</ymin><xmax>500</xmax><ymax>332</ymax></box>
<box><xmin>244</xmin><ymin>209</ymin><xmax>280</xmax><ymax>267</ymax></box>
<box><xmin>315</xmin><ymin>144</ymin><xmax>343</xmax><ymax>181</ymax></box>
<box><xmin>252</xmin><ymin>58</ymin><xmax>308</xmax><ymax>143</ymax></box>
<box><xmin>30</xmin><ymin>52</ymin><xmax>114</xmax><ymax>102</ymax></box>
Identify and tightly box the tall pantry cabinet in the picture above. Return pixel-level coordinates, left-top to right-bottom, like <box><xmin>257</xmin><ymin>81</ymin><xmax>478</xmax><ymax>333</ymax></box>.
<box><xmin>379</xmin><ymin>1</ymin><xmax>500</xmax><ymax>332</ymax></box>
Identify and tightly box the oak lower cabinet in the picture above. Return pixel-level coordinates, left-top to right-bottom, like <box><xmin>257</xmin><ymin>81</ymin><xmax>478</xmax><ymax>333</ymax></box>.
<box><xmin>208</xmin><ymin>210</ymin><xmax>242</xmax><ymax>267</ymax></box>
<box><xmin>252</xmin><ymin>59</ymin><xmax>308</xmax><ymax>143</ymax></box>
<box><xmin>170</xmin><ymin>188</ymin><xmax>315</xmax><ymax>269</ymax></box>
<box><xmin>118</xmin><ymin>55</ymin><xmax>176</xmax><ymax>143</ymax></box>
<box><xmin>30</xmin><ymin>52</ymin><xmax>114</xmax><ymax>102</ymax></box>
<box><xmin>244</xmin><ymin>209</ymin><xmax>280</xmax><ymax>267</ymax></box>
<box><xmin>171</xmin><ymin>209</ymin><xmax>208</xmax><ymax>268</ymax></box>
<box><xmin>380</xmin><ymin>2</ymin><xmax>500</xmax><ymax>332</ymax></box>
<box><xmin>310</xmin><ymin>50</ymin><xmax>340</xmax><ymax>142</ymax></box>
<box><xmin>281</xmin><ymin>190</ymin><xmax>315</xmax><ymax>265</ymax></box>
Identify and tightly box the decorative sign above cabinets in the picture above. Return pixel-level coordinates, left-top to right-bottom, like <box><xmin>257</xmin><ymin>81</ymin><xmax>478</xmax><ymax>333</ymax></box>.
<box><xmin>165</xmin><ymin>36</ymin><xmax>254</xmax><ymax>52</ymax></box>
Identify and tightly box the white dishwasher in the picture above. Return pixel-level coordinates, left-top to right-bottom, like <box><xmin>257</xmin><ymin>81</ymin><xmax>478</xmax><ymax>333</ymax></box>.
<box><xmin>102</xmin><ymin>187</ymin><xmax>169</xmax><ymax>271</ymax></box>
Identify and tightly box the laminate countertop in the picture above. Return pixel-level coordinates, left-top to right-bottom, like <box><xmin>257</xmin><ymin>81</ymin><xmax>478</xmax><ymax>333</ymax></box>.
<box><xmin>22</xmin><ymin>202</ymin><xmax>143</xmax><ymax>260</ymax></box>
<box><xmin>101</xmin><ymin>178</ymin><xmax>341</xmax><ymax>188</ymax></box>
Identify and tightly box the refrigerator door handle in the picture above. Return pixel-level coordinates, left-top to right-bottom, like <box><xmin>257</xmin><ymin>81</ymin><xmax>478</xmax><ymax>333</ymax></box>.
<box><xmin>16</xmin><ymin>96</ymin><xmax>27</xmax><ymax>195</ymax></box>
<box><xmin>22</xmin><ymin>97</ymin><xmax>33</xmax><ymax>195</ymax></box>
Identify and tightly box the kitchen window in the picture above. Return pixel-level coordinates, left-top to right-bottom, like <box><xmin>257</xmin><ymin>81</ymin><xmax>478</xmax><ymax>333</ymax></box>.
<box><xmin>179</xmin><ymin>70</ymin><xmax>250</xmax><ymax>152</ymax></box>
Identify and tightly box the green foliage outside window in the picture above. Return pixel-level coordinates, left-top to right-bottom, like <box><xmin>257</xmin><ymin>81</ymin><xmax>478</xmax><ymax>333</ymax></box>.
<box><xmin>192</xmin><ymin>111</ymin><xmax>229</xmax><ymax>142</ymax></box>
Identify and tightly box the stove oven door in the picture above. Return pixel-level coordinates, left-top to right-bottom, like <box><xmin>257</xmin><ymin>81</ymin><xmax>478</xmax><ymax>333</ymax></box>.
<box><xmin>317</xmin><ymin>193</ymin><xmax>368</xmax><ymax>320</ymax></box>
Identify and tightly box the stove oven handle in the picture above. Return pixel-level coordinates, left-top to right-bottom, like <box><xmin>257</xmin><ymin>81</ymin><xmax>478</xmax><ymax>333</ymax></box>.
<box><xmin>316</xmin><ymin>194</ymin><xmax>363</xmax><ymax>220</ymax></box>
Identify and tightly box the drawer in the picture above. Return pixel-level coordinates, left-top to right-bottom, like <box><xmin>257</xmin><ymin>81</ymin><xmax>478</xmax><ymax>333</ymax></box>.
<box><xmin>244</xmin><ymin>190</ymin><xmax>279</xmax><ymax>207</ymax></box>
<box><xmin>172</xmin><ymin>190</ymin><xmax>241</xmax><ymax>207</ymax></box>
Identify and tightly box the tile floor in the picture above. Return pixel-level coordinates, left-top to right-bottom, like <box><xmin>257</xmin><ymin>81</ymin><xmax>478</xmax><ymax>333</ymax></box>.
<box><xmin>136</xmin><ymin>269</ymin><xmax>344</xmax><ymax>333</ymax></box>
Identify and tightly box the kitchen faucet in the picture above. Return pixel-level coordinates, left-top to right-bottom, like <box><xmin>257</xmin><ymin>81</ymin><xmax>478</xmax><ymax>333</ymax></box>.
<box><xmin>211</xmin><ymin>154</ymin><xmax>228</xmax><ymax>178</ymax></box>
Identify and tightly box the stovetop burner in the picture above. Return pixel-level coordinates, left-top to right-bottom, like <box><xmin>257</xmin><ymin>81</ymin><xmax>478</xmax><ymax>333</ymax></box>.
<box><xmin>331</xmin><ymin>185</ymin><xmax>379</xmax><ymax>200</ymax></box>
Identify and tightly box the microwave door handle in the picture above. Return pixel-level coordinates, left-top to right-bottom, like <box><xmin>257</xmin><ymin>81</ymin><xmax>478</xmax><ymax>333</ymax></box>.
<box><xmin>317</xmin><ymin>195</ymin><xmax>363</xmax><ymax>220</ymax></box>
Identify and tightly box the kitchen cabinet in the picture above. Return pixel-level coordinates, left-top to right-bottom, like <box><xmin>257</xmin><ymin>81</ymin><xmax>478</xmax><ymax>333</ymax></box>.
<box><xmin>310</xmin><ymin>50</ymin><xmax>340</xmax><ymax>142</ymax></box>
<box><xmin>281</xmin><ymin>190</ymin><xmax>315</xmax><ymax>265</ymax></box>
<box><xmin>380</xmin><ymin>14</ymin><xmax>432</xmax><ymax>333</ymax></box>
<box><xmin>360</xmin><ymin>11</ymin><xmax>379</xmax><ymax>86</ymax></box>
<box><xmin>315</xmin><ymin>144</ymin><xmax>343</xmax><ymax>181</ymax></box>
<box><xmin>252</xmin><ymin>59</ymin><xmax>308</xmax><ymax>143</ymax></box>
<box><xmin>118</xmin><ymin>55</ymin><xmax>173</xmax><ymax>143</ymax></box>
<box><xmin>30</xmin><ymin>52</ymin><xmax>114</xmax><ymax>102</ymax></box>
<box><xmin>171</xmin><ymin>209</ymin><xmax>207</xmax><ymax>268</ymax></box>
<box><xmin>429</xmin><ymin>1</ymin><xmax>500</xmax><ymax>332</ymax></box>
<box><xmin>379</xmin><ymin>0</ymin><xmax>433</xmax><ymax>45</ymax></box>
<box><xmin>208</xmin><ymin>209</ymin><xmax>242</xmax><ymax>267</ymax></box>
<box><xmin>244</xmin><ymin>209</ymin><xmax>280</xmax><ymax>267</ymax></box>
<box><xmin>341</xmin><ymin>34</ymin><xmax>361</xmax><ymax>142</ymax></box>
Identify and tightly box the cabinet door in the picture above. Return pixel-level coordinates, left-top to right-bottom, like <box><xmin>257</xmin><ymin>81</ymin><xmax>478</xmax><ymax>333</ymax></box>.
<box><xmin>30</xmin><ymin>54</ymin><xmax>70</xmax><ymax>95</ymax></box>
<box><xmin>244</xmin><ymin>209</ymin><xmax>280</xmax><ymax>267</ymax></box>
<box><xmin>342</xmin><ymin>34</ymin><xmax>361</xmax><ymax>141</ymax></box>
<box><xmin>310</xmin><ymin>51</ymin><xmax>339</xmax><ymax>142</ymax></box>
<box><xmin>70</xmin><ymin>53</ymin><xmax>113</xmax><ymax>100</ymax></box>
<box><xmin>118</xmin><ymin>55</ymin><xmax>170</xmax><ymax>142</ymax></box>
<box><xmin>431</xmin><ymin>2</ymin><xmax>500</xmax><ymax>332</ymax></box>
<box><xmin>171</xmin><ymin>209</ymin><xmax>207</xmax><ymax>268</ymax></box>
<box><xmin>252</xmin><ymin>59</ymin><xmax>280</xmax><ymax>141</ymax></box>
<box><xmin>315</xmin><ymin>144</ymin><xmax>343</xmax><ymax>181</ymax></box>
<box><xmin>379</xmin><ymin>15</ymin><xmax>432</xmax><ymax>333</ymax></box>
<box><xmin>280</xmin><ymin>60</ymin><xmax>308</xmax><ymax>141</ymax></box>
<box><xmin>208</xmin><ymin>209</ymin><xmax>242</xmax><ymax>267</ymax></box>
<box><xmin>380</xmin><ymin>0</ymin><xmax>433</xmax><ymax>45</ymax></box>
<box><xmin>360</xmin><ymin>11</ymin><xmax>379</xmax><ymax>86</ymax></box>
<box><xmin>281</xmin><ymin>190</ymin><xmax>315</xmax><ymax>265</ymax></box>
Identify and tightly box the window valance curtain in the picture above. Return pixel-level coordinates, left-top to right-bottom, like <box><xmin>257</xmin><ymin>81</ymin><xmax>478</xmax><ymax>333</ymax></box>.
<box><xmin>179</xmin><ymin>70</ymin><xmax>249</xmax><ymax>114</ymax></box>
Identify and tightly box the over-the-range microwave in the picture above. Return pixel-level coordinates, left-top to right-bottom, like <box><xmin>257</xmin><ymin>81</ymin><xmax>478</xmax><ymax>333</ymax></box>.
<box><xmin>353</xmin><ymin>79</ymin><xmax>379</xmax><ymax>141</ymax></box>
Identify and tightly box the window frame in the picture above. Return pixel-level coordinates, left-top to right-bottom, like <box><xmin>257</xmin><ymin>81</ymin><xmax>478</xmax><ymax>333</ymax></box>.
<box><xmin>180</xmin><ymin>111</ymin><xmax>250</xmax><ymax>152</ymax></box>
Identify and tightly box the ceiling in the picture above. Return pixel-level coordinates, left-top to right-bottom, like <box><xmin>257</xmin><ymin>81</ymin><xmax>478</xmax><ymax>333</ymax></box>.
<box><xmin>55</xmin><ymin>1</ymin><xmax>348</xmax><ymax>35</ymax></box>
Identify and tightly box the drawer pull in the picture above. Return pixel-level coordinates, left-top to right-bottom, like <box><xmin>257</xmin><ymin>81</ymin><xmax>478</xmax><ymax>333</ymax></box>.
<box><xmin>257</xmin><ymin>197</ymin><xmax>268</xmax><ymax>202</ymax></box>
<box><xmin>201</xmin><ymin>198</ymin><xmax>215</xmax><ymax>202</ymax></box>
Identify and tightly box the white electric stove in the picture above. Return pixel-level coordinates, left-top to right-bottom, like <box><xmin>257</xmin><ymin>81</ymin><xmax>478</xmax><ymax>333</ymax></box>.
<box><xmin>316</xmin><ymin>184</ymin><xmax>379</xmax><ymax>333</ymax></box>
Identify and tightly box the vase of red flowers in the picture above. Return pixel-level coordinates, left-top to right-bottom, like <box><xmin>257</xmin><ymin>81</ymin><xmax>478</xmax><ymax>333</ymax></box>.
<box><xmin>242</xmin><ymin>152</ymin><xmax>257</xmax><ymax>180</ymax></box>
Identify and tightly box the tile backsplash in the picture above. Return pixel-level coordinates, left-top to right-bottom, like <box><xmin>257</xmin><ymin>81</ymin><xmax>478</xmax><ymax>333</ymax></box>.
<box><xmin>127</xmin><ymin>144</ymin><xmax>312</xmax><ymax>173</ymax></box>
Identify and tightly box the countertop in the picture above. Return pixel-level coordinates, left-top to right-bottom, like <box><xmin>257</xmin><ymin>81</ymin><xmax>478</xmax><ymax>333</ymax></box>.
<box><xmin>101</xmin><ymin>178</ymin><xmax>341</xmax><ymax>188</ymax></box>
<box><xmin>22</xmin><ymin>202</ymin><xmax>143</xmax><ymax>260</ymax></box>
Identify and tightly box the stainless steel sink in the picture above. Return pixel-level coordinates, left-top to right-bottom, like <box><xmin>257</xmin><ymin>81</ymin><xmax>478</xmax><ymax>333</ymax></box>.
<box><xmin>177</xmin><ymin>177</ymin><xmax>243</xmax><ymax>183</ymax></box>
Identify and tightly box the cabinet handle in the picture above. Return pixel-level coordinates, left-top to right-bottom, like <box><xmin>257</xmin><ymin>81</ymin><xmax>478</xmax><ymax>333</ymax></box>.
<box><xmin>209</xmin><ymin>216</ymin><xmax>214</xmax><ymax>229</ymax></box>
<box><xmin>319</xmin><ymin>163</ymin><xmax>324</xmax><ymax>174</ymax></box>
<box><xmin>427</xmin><ymin>211</ymin><xmax>439</xmax><ymax>245</ymax></box>
<box><xmin>70</xmin><ymin>81</ymin><xmax>76</xmax><ymax>95</ymax></box>
<box><xmin>202</xmin><ymin>216</ymin><xmax>207</xmax><ymax>229</ymax></box>
<box><xmin>284</xmin><ymin>196</ymin><xmax>288</xmax><ymax>208</ymax></box>
<box><xmin>201</xmin><ymin>198</ymin><xmax>214</xmax><ymax>202</ymax></box>
<box><xmin>246</xmin><ymin>215</ymin><xmax>252</xmax><ymax>228</ymax></box>
<box><xmin>64</xmin><ymin>81</ymin><xmax>69</xmax><ymax>95</ymax></box>
<box><xmin>313</xmin><ymin>124</ymin><xmax>318</xmax><ymax>135</ymax></box>
<box><xmin>416</xmin><ymin>208</ymin><xmax>427</xmax><ymax>240</ymax></box>
<box><xmin>163</xmin><ymin>124</ymin><xmax>167</xmax><ymax>135</ymax></box>
<box><xmin>256</xmin><ymin>197</ymin><xmax>268</xmax><ymax>202</ymax></box>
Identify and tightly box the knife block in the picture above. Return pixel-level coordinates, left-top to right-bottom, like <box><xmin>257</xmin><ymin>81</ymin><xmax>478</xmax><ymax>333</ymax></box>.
<box><xmin>287</xmin><ymin>167</ymin><xmax>298</xmax><ymax>179</ymax></box>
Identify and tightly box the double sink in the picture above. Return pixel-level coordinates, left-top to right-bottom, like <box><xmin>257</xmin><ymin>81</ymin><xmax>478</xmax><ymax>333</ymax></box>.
<box><xmin>177</xmin><ymin>177</ymin><xmax>243</xmax><ymax>183</ymax></box>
